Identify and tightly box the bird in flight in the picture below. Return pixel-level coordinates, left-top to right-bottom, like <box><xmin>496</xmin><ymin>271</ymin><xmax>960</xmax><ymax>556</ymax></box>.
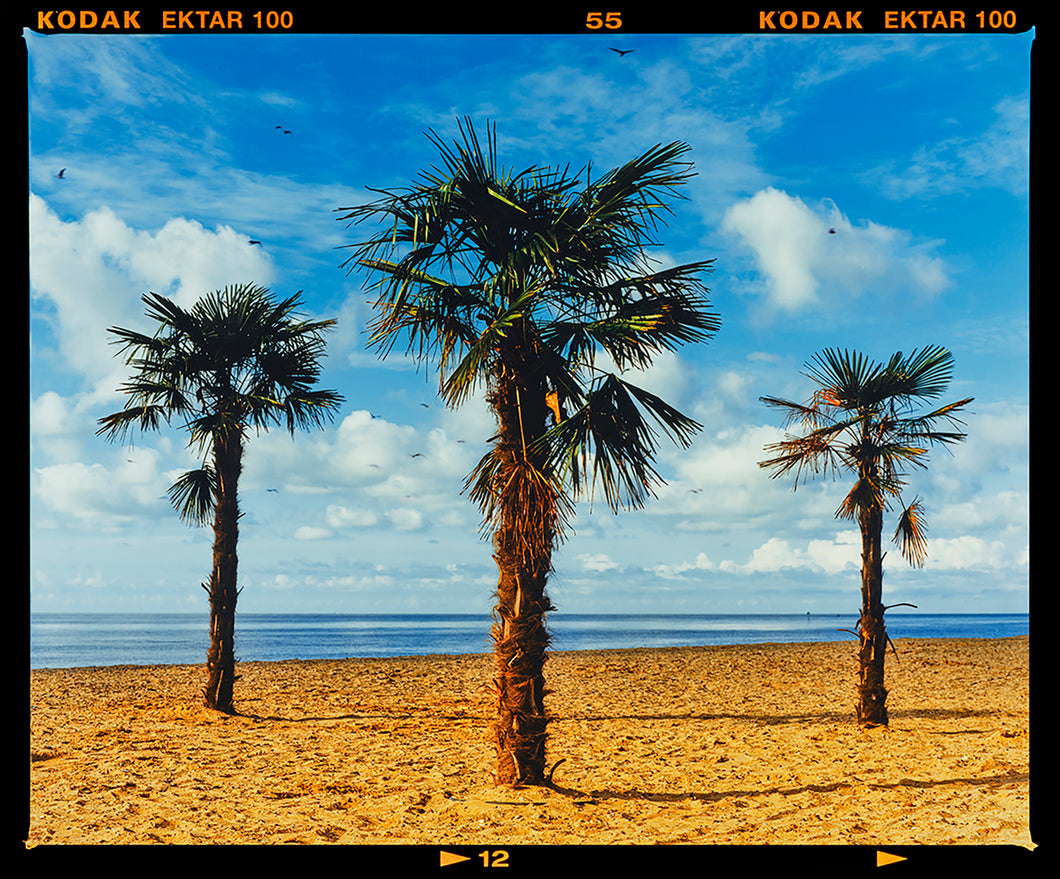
<box><xmin>828</xmin><ymin>228</ymin><xmax>836</xmax><ymax>234</ymax></box>
<box><xmin>248</xmin><ymin>239</ymin><xmax>262</xmax><ymax>245</ymax></box>
<box><xmin>409</xmin><ymin>453</ymin><xmax>425</xmax><ymax>458</ymax></box>
<box><xmin>56</xmin><ymin>168</ymin><xmax>66</xmax><ymax>179</ymax></box>
<box><xmin>275</xmin><ymin>126</ymin><xmax>292</xmax><ymax>135</ymax></box>
<box><xmin>609</xmin><ymin>48</ymin><xmax>634</xmax><ymax>57</ymax></box>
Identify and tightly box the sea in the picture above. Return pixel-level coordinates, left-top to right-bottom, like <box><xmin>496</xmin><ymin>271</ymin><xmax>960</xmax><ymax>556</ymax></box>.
<box><xmin>28</xmin><ymin>612</ymin><xmax>1029</xmax><ymax>670</ymax></box>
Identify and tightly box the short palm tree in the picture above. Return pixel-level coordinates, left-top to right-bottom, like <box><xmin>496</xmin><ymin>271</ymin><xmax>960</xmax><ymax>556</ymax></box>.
<box><xmin>758</xmin><ymin>346</ymin><xmax>973</xmax><ymax>726</ymax></box>
<box><xmin>97</xmin><ymin>284</ymin><xmax>344</xmax><ymax>713</ymax></box>
<box><xmin>336</xmin><ymin>119</ymin><xmax>720</xmax><ymax>785</ymax></box>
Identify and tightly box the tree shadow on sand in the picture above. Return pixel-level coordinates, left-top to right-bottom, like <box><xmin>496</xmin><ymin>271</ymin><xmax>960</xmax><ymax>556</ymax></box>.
<box><xmin>552</xmin><ymin>706</ymin><xmax>1010</xmax><ymax>725</ymax></box>
<box><xmin>548</xmin><ymin>770</ymin><xmax>1029</xmax><ymax>807</ymax></box>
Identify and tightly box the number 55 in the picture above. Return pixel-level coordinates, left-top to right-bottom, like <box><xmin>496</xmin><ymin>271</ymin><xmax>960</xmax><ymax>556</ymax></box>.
<box><xmin>586</xmin><ymin>11</ymin><xmax>623</xmax><ymax>29</ymax></box>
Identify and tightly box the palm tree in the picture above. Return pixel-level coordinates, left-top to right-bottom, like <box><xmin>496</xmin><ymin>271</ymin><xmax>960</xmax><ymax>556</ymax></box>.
<box><xmin>336</xmin><ymin>119</ymin><xmax>720</xmax><ymax>786</ymax></box>
<box><xmin>97</xmin><ymin>284</ymin><xmax>344</xmax><ymax>714</ymax></box>
<box><xmin>758</xmin><ymin>347</ymin><xmax>973</xmax><ymax>726</ymax></box>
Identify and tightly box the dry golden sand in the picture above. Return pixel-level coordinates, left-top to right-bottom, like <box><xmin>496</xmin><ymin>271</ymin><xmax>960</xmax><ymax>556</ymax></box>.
<box><xmin>26</xmin><ymin>637</ymin><xmax>1032</xmax><ymax>849</ymax></box>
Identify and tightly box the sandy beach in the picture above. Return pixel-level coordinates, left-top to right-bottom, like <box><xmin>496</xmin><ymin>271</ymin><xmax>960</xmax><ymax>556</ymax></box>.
<box><xmin>25</xmin><ymin>636</ymin><xmax>1032</xmax><ymax>852</ymax></box>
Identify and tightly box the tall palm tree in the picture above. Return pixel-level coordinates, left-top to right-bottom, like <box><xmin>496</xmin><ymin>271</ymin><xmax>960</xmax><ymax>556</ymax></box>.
<box><xmin>97</xmin><ymin>284</ymin><xmax>344</xmax><ymax>714</ymax></box>
<box><xmin>758</xmin><ymin>347</ymin><xmax>973</xmax><ymax>726</ymax></box>
<box><xmin>336</xmin><ymin>119</ymin><xmax>720</xmax><ymax>786</ymax></box>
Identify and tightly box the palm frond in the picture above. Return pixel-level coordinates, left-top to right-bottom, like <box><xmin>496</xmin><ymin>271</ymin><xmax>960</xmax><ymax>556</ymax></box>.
<box><xmin>880</xmin><ymin>346</ymin><xmax>956</xmax><ymax>401</ymax></box>
<box><xmin>893</xmin><ymin>497</ymin><xmax>929</xmax><ymax>567</ymax></box>
<box><xmin>538</xmin><ymin>373</ymin><xmax>701</xmax><ymax>512</ymax></box>
<box><xmin>835</xmin><ymin>474</ymin><xmax>887</xmax><ymax>521</ymax></box>
<box><xmin>586</xmin><ymin>141</ymin><xmax>697</xmax><ymax>237</ymax></box>
<box><xmin>464</xmin><ymin>450</ymin><xmax>573</xmax><ymax>554</ymax></box>
<box><xmin>759</xmin><ymin>429</ymin><xmax>847</xmax><ymax>487</ymax></box>
<box><xmin>96</xmin><ymin>404</ymin><xmax>171</xmax><ymax>442</ymax></box>
<box><xmin>864</xmin><ymin>438</ymin><xmax>930</xmax><ymax>476</ymax></box>
<box><xmin>166</xmin><ymin>466</ymin><xmax>216</xmax><ymax>526</ymax></box>
<box><xmin>360</xmin><ymin>259</ymin><xmax>484</xmax><ymax>362</ymax></box>
<box><xmin>544</xmin><ymin>279</ymin><xmax>720</xmax><ymax>372</ymax></box>
<box><xmin>759</xmin><ymin>394</ymin><xmax>851</xmax><ymax>434</ymax></box>
<box><xmin>803</xmin><ymin>348</ymin><xmax>883</xmax><ymax>410</ymax></box>
<box><xmin>898</xmin><ymin>397</ymin><xmax>975</xmax><ymax>444</ymax></box>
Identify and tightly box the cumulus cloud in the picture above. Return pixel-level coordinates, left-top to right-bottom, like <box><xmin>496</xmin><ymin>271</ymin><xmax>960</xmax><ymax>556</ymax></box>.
<box><xmin>294</xmin><ymin>526</ymin><xmax>332</xmax><ymax>541</ymax></box>
<box><xmin>722</xmin><ymin>188</ymin><xmax>822</xmax><ymax>311</ymax></box>
<box><xmin>721</xmin><ymin>187</ymin><xmax>951</xmax><ymax>316</ymax></box>
<box><xmin>329</xmin><ymin>411</ymin><xmax>418</xmax><ymax>480</ymax></box>
<box><xmin>651</xmin><ymin>535</ymin><xmax>851</xmax><ymax>580</ymax></box>
<box><xmin>652</xmin><ymin>551</ymin><xmax>715</xmax><ymax>579</ymax></box>
<box><xmin>30</xmin><ymin>390</ymin><xmax>96</xmax><ymax>463</ymax></box>
<box><xmin>33</xmin><ymin>453</ymin><xmax>169</xmax><ymax>525</ymax></box>
<box><xmin>578</xmin><ymin>553</ymin><xmax>621</xmax><ymax>573</ymax></box>
<box><xmin>923</xmin><ymin>535</ymin><xmax>1013</xmax><ymax>571</ymax></box>
<box><xmin>30</xmin><ymin>391</ymin><xmax>72</xmax><ymax>436</ymax></box>
<box><xmin>647</xmin><ymin>524</ymin><xmax>1022</xmax><ymax>584</ymax></box>
<box><xmin>743</xmin><ymin>533</ymin><xmax>860</xmax><ymax>574</ymax></box>
<box><xmin>325</xmin><ymin>504</ymin><xmax>380</xmax><ymax>529</ymax></box>
<box><xmin>645</xmin><ymin>420</ymin><xmax>811</xmax><ymax>532</ymax></box>
<box><xmin>30</xmin><ymin>195</ymin><xmax>276</xmax><ymax>403</ymax></box>
<box><xmin>678</xmin><ymin>423</ymin><xmax>783</xmax><ymax>490</ymax></box>
<box><xmin>387</xmin><ymin>507</ymin><xmax>426</xmax><ymax>531</ymax></box>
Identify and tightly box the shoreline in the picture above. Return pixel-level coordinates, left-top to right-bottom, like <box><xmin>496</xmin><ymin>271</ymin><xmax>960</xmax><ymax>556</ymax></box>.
<box><xmin>29</xmin><ymin>631</ymin><xmax>1031</xmax><ymax>673</ymax></box>
<box><xmin>28</xmin><ymin>636</ymin><xmax>1031</xmax><ymax>847</ymax></box>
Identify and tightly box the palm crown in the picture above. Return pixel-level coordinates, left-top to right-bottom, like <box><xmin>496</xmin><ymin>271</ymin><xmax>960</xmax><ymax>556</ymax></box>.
<box><xmin>97</xmin><ymin>283</ymin><xmax>343</xmax><ymax>523</ymax></box>
<box><xmin>759</xmin><ymin>346</ymin><xmax>974</xmax><ymax>566</ymax></box>
<box><xmin>337</xmin><ymin>119</ymin><xmax>721</xmax><ymax>532</ymax></box>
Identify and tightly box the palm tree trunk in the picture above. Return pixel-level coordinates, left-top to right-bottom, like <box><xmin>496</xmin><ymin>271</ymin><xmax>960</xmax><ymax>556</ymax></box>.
<box><xmin>204</xmin><ymin>428</ymin><xmax>242</xmax><ymax>714</ymax></box>
<box><xmin>488</xmin><ymin>356</ymin><xmax>556</xmax><ymax>786</ymax></box>
<box><xmin>491</xmin><ymin>525</ymin><xmax>553</xmax><ymax>786</ymax></box>
<box><xmin>856</xmin><ymin>502</ymin><xmax>888</xmax><ymax>726</ymax></box>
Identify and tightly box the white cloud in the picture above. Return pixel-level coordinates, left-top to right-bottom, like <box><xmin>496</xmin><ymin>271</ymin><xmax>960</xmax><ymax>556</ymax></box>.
<box><xmin>33</xmin><ymin>454</ymin><xmax>169</xmax><ymax>525</ymax></box>
<box><xmin>329</xmin><ymin>410</ymin><xmax>418</xmax><ymax>479</ymax></box>
<box><xmin>678</xmin><ymin>423</ymin><xmax>783</xmax><ymax>490</ymax></box>
<box><xmin>294</xmin><ymin>526</ymin><xmax>332</xmax><ymax>541</ymax></box>
<box><xmin>27</xmin><ymin>31</ymin><xmax>197</xmax><ymax>126</ymax></box>
<box><xmin>30</xmin><ymin>195</ymin><xmax>276</xmax><ymax>404</ymax></box>
<box><xmin>578</xmin><ymin>553</ymin><xmax>621</xmax><ymax>573</ymax></box>
<box><xmin>30</xmin><ymin>390</ymin><xmax>93</xmax><ymax>463</ymax></box>
<box><xmin>742</xmin><ymin>533</ymin><xmax>860</xmax><ymax>575</ymax></box>
<box><xmin>721</xmin><ymin>187</ymin><xmax>952</xmax><ymax>316</ymax></box>
<box><xmin>647</xmin><ymin>524</ymin><xmax>1016</xmax><ymax>584</ymax></box>
<box><xmin>646</xmin><ymin>531</ymin><xmax>863</xmax><ymax>582</ymax></box>
<box><xmin>325</xmin><ymin>504</ymin><xmax>379</xmax><ymax>528</ymax></box>
<box><xmin>652</xmin><ymin>551</ymin><xmax>714</xmax><ymax>579</ymax></box>
<box><xmin>872</xmin><ymin>93</ymin><xmax>1030</xmax><ymax>200</ymax></box>
<box><xmin>31</xmin><ymin>390</ymin><xmax>72</xmax><ymax>436</ymax></box>
<box><xmin>923</xmin><ymin>535</ymin><xmax>1012</xmax><ymax>571</ymax></box>
<box><xmin>387</xmin><ymin>507</ymin><xmax>426</xmax><ymax>531</ymax></box>
<box><xmin>722</xmin><ymin>188</ymin><xmax>822</xmax><ymax>311</ymax></box>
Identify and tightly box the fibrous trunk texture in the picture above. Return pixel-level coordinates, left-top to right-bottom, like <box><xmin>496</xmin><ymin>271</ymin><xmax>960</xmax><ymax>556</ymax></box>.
<box><xmin>856</xmin><ymin>501</ymin><xmax>888</xmax><ymax>726</ymax></box>
<box><xmin>488</xmin><ymin>350</ymin><xmax>557</xmax><ymax>787</ymax></box>
<box><xmin>204</xmin><ymin>428</ymin><xmax>242</xmax><ymax>714</ymax></box>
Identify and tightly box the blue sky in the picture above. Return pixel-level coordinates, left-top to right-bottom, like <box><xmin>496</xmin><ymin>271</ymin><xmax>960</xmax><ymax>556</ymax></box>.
<box><xmin>27</xmin><ymin>28</ymin><xmax>1031</xmax><ymax>616</ymax></box>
